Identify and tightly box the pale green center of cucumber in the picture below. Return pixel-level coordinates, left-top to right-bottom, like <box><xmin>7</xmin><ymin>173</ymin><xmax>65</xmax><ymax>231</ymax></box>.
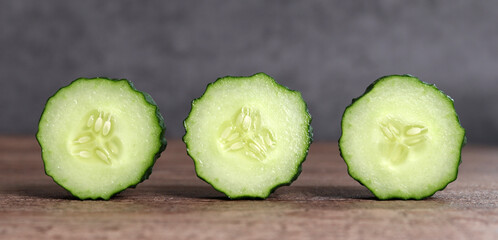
<box><xmin>379</xmin><ymin>116</ymin><xmax>428</xmax><ymax>165</ymax></box>
<box><xmin>70</xmin><ymin>110</ymin><xmax>122</xmax><ymax>165</ymax></box>
<box><xmin>219</xmin><ymin>106</ymin><xmax>276</xmax><ymax>162</ymax></box>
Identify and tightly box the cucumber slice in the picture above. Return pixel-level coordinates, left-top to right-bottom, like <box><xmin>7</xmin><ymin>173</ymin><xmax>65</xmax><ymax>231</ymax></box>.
<box><xmin>339</xmin><ymin>75</ymin><xmax>465</xmax><ymax>200</ymax></box>
<box><xmin>183</xmin><ymin>73</ymin><xmax>312</xmax><ymax>199</ymax></box>
<box><xmin>36</xmin><ymin>78</ymin><xmax>166</xmax><ymax>200</ymax></box>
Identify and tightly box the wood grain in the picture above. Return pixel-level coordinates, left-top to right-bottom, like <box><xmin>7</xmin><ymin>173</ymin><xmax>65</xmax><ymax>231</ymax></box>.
<box><xmin>0</xmin><ymin>136</ymin><xmax>496</xmax><ymax>240</ymax></box>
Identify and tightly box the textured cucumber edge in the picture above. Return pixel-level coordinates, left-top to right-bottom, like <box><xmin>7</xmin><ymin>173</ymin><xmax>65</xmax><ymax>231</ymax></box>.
<box><xmin>338</xmin><ymin>74</ymin><xmax>466</xmax><ymax>200</ymax></box>
<box><xmin>36</xmin><ymin>77</ymin><xmax>167</xmax><ymax>200</ymax></box>
<box><xmin>183</xmin><ymin>72</ymin><xmax>313</xmax><ymax>199</ymax></box>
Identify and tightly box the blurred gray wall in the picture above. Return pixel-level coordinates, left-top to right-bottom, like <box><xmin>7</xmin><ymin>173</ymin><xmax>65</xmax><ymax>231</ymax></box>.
<box><xmin>1</xmin><ymin>0</ymin><xmax>497</xmax><ymax>144</ymax></box>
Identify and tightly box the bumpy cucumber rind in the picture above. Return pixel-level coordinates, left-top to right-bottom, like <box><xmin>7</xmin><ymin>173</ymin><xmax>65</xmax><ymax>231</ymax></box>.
<box><xmin>183</xmin><ymin>72</ymin><xmax>312</xmax><ymax>199</ymax></box>
<box><xmin>36</xmin><ymin>77</ymin><xmax>167</xmax><ymax>200</ymax></box>
<box><xmin>339</xmin><ymin>75</ymin><xmax>466</xmax><ymax>200</ymax></box>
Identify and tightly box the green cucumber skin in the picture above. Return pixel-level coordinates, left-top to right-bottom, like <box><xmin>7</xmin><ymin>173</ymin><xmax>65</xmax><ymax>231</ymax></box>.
<box><xmin>339</xmin><ymin>75</ymin><xmax>466</xmax><ymax>200</ymax></box>
<box><xmin>36</xmin><ymin>77</ymin><xmax>167</xmax><ymax>200</ymax></box>
<box><xmin>183</xmin><ymin>72</ymin><xmax>313</xmax><ymax>199</ymax></box>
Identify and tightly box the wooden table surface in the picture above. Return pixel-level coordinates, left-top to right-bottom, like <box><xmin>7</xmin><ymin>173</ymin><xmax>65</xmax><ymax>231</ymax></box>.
<box><xmin>0</xmin><ymin>136</ymin><xmax>496</xmax><ymax>240</ymax></box>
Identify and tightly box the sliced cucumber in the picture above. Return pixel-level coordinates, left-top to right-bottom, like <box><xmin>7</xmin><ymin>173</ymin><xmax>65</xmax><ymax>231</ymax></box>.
<box><xmin>37</xmin><ymin>78</ymin><xmax>166</xmax><ymax>200</ymax></box>
<box><xmin>183</xmin><ymin>73</ymin><xmax>312</xmax><ymax>199</ymax></box>
<box><xmin>339</xmin><ymin>75</ymin><xmax>465</xmax><ymax>200</ymax></box>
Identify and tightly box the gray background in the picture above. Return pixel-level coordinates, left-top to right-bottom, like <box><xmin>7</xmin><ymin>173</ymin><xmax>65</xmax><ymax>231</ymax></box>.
<box><xmin>1</xmin><ymin>0</ymin><xmax>497</xmax><ymax>144</ymax></box>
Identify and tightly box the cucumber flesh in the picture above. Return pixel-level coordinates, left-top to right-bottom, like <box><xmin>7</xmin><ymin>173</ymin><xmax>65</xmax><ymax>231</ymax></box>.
<box><xmin>37</xmin><ymin>78</ymin><xmax>166</xmax><ymax>200</ymax></box>
<box><xmin>339</xmin><ymin>75</ymin><xmax>465</xmax><ymax>200</ymax></box>
<box><xmin>183</xmin><ymin>73</ymin><xmax>312</xmax><ymax>199</ymax></box>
